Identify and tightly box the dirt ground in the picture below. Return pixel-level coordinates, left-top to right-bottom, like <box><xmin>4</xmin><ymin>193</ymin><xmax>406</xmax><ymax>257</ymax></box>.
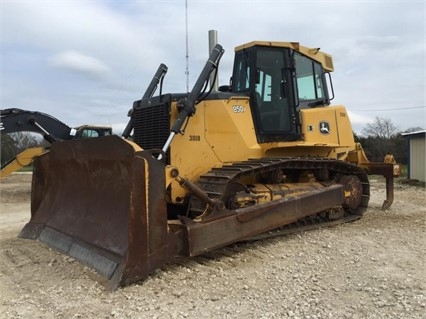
<box><xmin>0</xmin><ymin>173</ymin><xmax>425</xmax><ymax>319</ymax></box>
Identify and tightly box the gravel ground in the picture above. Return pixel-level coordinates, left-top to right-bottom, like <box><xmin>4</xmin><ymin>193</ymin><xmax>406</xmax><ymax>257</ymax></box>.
<box><xmin>0</xmin><ymin>173</ymin><xmax>425</xmax><ymax>319</ymax></box>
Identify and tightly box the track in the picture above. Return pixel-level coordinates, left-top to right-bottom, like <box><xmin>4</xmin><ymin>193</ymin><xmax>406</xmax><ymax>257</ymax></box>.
<box><xmin>246</xmin><ymin>214</ymin><xmax>362</xmax><ymax>243</ymax></box>
<box><xmin>189</xmin><ymin>157</ymin><xmax>370</xmax><ymax>232</ymax></box>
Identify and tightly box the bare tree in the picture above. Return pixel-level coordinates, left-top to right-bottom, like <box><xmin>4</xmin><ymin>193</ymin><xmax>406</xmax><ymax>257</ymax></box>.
<box><xmin>403</xmin><ymin>127</ymin><xmax>424</xmax><ymax>133</ymax></box>
<box><xmin>358</xmin><ymin>117</ymin><xmax>403</xmax><ymax>162</ymax></box>
<box><xmin>362</xmin><ymin>117</ymin><xmax>399</xmax><ymax>139</ymax></box>
<box><xmin>1</xmin><ymin>132</ymin><xmax>42</xmax><ymax>166</ymax></box>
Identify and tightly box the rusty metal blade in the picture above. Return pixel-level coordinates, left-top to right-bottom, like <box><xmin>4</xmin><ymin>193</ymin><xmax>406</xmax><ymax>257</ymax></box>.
<box><xmin>183</xmin><ymin>184</ymin><xmax>345</xmax><ymax>256</ymax></box>
<box><xmin>19</xmin><ymin>136</ymin><xmax>170</xmax><ymax>289</ymax></box>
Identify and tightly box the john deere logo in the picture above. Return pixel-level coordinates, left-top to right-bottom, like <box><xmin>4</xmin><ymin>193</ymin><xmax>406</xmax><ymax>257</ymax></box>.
<box><xmin>319</xmin><ymin>121</ymin><xmax>330</xmax><ymax>135</ymax></box>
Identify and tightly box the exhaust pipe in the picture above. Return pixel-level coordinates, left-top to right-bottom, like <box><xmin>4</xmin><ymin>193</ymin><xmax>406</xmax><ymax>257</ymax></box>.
<box><xmin>208</xmin><ymin>30</ymin><xmax>219</xmax><ymax>91</ymax></box>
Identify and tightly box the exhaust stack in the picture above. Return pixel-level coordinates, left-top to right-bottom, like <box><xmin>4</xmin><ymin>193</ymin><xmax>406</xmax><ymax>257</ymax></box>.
<box><xmin>209</xmin><ymin>30</ymin><xmax>219</xmax><ymax>91</ymax></box>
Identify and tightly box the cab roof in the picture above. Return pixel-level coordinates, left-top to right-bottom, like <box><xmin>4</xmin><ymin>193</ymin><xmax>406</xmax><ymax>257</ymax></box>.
<box><xmin>234</xmin><ymin>41</ymin><xmax>334</xmax><ymax>72</ymax></box>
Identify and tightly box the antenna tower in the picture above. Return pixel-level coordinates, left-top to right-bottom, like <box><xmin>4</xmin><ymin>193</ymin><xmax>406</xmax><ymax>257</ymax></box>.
<box><xmin>185</xmin><ymin>0</ymin><xmax>189</xmax><ymax>92</ymax></box>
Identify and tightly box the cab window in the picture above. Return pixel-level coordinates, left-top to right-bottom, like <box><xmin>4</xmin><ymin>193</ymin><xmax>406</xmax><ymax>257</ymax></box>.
<box><xmin>232</xmin><ymin>52</ymin><xmax>250</xmax><ymax>92</ymax></box>
<box><xmin>255</xmin><ymin>49</ymin><xmax>291</xmax><ymax>132</ymax></box>
<box><xmin>294</xmin><ymin>52</ymin><xmax>325</xmax><ymax>102</ymax></box>
<box><xmin>255</xmin><ymin>70</ymin><xmax>272</xmax><ymax>102</ymax></box>
<box><xmin>81</xmin><ymin>129</ymin><xmax>100</xmax><ymax>138</ymax></box>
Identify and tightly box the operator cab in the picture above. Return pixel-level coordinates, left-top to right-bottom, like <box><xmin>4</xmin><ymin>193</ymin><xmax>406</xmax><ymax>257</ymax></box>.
<box><xmin>231</xmin><ymin>42</ymin><xmax>333</xmax><ymax>143</ymax></box>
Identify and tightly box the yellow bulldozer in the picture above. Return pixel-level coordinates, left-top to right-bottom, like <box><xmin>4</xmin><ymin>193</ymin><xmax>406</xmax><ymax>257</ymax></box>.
<box><xmin>19</xmin><ymin>41</ymin><xmax>396</xmax><ymax>289</ymax></box>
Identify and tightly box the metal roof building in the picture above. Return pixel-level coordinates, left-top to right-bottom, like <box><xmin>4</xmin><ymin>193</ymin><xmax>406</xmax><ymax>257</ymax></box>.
<box><xmin>401</xmin><ymin>130</ymin><xmax>426</xmax><ymax>182</ymax></box>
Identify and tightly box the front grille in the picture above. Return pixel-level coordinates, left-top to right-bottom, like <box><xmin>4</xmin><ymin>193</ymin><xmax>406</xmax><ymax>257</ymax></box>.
<box><xmin>132</xmin><ymin>97</ymin><xmax>171</xmax><ymax>154</ymax></box>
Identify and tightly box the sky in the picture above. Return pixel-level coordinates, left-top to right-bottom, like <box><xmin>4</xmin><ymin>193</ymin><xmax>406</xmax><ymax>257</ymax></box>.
<box><xmin>1</xmin><ymin>0</ymin><xmax>425</xmax><ymax>135</ymax></box>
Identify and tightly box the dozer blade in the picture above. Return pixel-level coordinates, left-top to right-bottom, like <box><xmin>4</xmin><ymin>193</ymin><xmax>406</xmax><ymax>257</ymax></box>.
<box><xmin>19</xmin><ymin>136</ymin><xmax>170</xmax><ymax>290</ymax></box>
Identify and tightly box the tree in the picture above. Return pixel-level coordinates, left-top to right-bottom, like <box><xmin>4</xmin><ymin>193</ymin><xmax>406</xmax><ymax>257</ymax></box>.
<box><xmin>1</xmin><ymin>134</ymin><xmax>17</xmax><ymax>166</ymax></box>
<box><xmin>1</xmin><ymin>132</ymin><xmax>43</xmax><ymax>166</ymax></box>
<box><xmin>362</xmin><ymin>116</ymin><xmax>399</xmax><ymax>139</ymax></box>
<box><xmin>403</xmin><ymin>127</ymin><xmax>424</xmax><ymax>133</ymax></box>
<box><xmin>359</xmin><ymin>117</ymin><xmax>405</xmax><ymax>163</ymax></box>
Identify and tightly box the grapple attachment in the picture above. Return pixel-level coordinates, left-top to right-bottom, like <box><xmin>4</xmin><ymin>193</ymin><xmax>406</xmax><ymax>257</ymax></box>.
<box><xmin>19</xmin><ymin>136</ymin><xmax>170</xmax><ymax>289</ymax></box>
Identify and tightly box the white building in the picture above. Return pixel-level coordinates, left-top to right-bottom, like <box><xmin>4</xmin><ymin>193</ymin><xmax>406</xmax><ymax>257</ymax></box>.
<box><xmin>401</xmin><ymin>130</ymin><xmax>426</xmax><ymax>182</ymax></box>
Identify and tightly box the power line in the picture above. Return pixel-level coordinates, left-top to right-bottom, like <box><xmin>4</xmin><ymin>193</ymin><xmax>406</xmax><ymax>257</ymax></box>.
<box><xmin>356</xmin><ymin>106</ymin><xmax>426</xmax><ymax>112</ymax></box>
